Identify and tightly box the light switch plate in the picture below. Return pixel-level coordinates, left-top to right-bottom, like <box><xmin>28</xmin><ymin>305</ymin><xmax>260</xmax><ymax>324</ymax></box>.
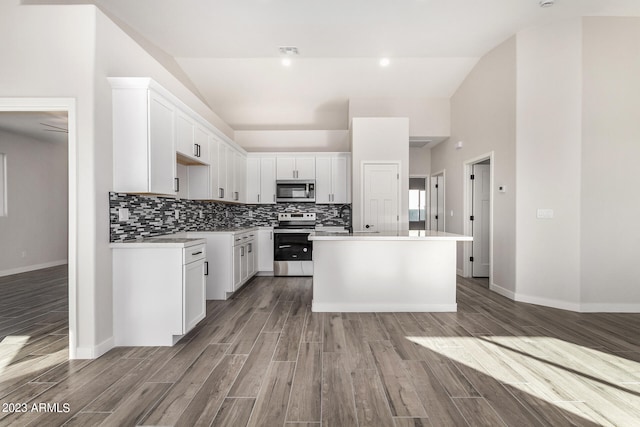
<box><xmin>175</xmin><ymin>209</ymin><xmax>180</xmax><ymax>220</ymax></box>
<box><xmin>536</xmin><ymin>208</ymin><xmax>554</xmax><ymax>219</ymax></box>
<box><xmin>118</xmin><ymin>208</ymin><xmax>129</xmax><ymax>221</ymax></box>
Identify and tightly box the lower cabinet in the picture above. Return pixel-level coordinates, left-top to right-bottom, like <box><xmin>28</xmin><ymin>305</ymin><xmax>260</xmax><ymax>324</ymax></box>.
<box><xmin>112</xmin><ymin>241</ymin><xmax>206</xmax><ymax>346</ymax></box>
<box><xmin>189</xmin><ymin>229</ymin><xmax>257</xmax><ymax>300</ymax></box>
<box><xmin>257</xmin><ymin>227</ymin><xmax>274</xmax><ymax>274</ymax></box>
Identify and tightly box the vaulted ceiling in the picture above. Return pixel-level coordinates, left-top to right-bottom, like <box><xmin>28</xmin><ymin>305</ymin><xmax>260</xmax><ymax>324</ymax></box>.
<box><xmin>24</xmin><ymin>0</ymin><xmax>640</xmax><ymax>131</ymax></box>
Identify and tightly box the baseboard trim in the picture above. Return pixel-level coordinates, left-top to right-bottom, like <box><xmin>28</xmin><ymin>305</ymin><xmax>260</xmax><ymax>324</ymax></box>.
<box><xmin>514</xmin><ymin>293</ymin><xmax>581</xmax><ymax>312</ymax></box>
<box><xmin>311</xmin><ymin>302</ymin><xmax>457</xmax><ymax>312</ymax></box>
<box><xmin>456</xmin><ymin>268</ymin><xmax>464</xmax><ymax>276</ymax></box>
<box><xmin>490</xmin><ymin>283</ymin><xmax>515</xmax><ymax>300</ymax></box>
<box><xmin>73</xmin><ymin>336</ymin><xmax>115</xmax><ymax>360</ymax></box>
<box><xmin>580</xmin><ymin>303</ymin><xmax>640</xmax><ymax>313</ymax></box>
<box><xmin>0</xmin><ymin>260</ymin><xmax>67</xmax><ymax>278</ymax></box>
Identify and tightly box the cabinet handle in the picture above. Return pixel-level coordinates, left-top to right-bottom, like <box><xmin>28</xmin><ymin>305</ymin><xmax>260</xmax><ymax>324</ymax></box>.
<box><xmin>197</xmin><ymin>144</ymin><xmax>201</xmax><ymax>157</ymax></box>
<box><xmin>219</xmin><ymin>188</ymin><xmax>224</xmax><ymax>198</ymax></box>
<box><xmin>248</xmin><ymin>243</ymin><xmax>252</xmax><ymax>253</ymax></box>
<box><xmin>257</xmin><ymin>194</ymin><xmax>260</xmax><ymax>203</ymax></box>
<box><xmin>175</xmin><ymin>177</ymin><xmax>180</xmax><ymax>192</ymax></box>
<box><xmin>204</xmin><ymin>261</ymin><xmax>209</xmax><ymax>276</ymax></box>
<box><xmin>270</xmin><ymin>232</ymin><xmax>273</xmax><ymax>240</ymax></box>
<box><xmin>241</xmin><ymin>246</ymin><xmax>245</xmax><ymax>256</ymax></box>
<box><xmin>273</xmin><ymin>194</ymin><xmax>276</xmax><ymax>202</ymax></box>
<box><xmin>192</xmin><ymin>251</ymin><xmax>203</xmax><ymax>255</ymax></box>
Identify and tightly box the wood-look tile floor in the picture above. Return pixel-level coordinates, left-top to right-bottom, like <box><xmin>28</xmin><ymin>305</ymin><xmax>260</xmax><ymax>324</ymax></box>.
<box><xmin>1</xmin><ymin>267</ymin><xmax>640</xmax><ymax>426</ymax></box>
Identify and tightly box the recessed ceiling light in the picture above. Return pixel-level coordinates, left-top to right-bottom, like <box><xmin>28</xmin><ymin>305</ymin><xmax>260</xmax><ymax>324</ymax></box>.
<box><xmin>379</xmin><ymin>57</ymin><xmax>390</xmax><ymax>67</ymax></box>
<box><xmin>539</xmin><ymin>0</ymin><xmax>554</xmax><ymax>7</ymax></box>
<box><xmin>281</xmin><ymin>57</ymin><xmax>292</xmax><ymax>67</ymax></box>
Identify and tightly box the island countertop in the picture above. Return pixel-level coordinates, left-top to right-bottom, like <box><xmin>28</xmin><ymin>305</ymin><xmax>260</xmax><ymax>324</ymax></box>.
<box><xmin>309</xmin><ymin>229</ymin><xmax>472</xmax><ymax>241</ymax></box>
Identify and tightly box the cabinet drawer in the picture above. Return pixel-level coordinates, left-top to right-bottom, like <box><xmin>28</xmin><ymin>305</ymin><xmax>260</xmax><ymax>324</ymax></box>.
<box><xmin>184</xmin><ymin>245</ymin><xmax>206</xmax><ymax>263</ymax></box>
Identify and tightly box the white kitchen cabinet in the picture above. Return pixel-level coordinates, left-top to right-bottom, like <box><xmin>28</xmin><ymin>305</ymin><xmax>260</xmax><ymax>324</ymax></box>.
<box><xmin>112</xmin><ymin>241</ymin><xmax>206</xmax><ymax>346</ymax></box>
<box><xmin>315</xmin><ymin>154</ymin><xmax>350</xmax><ymax>204</ymax></box>
<box><xmin>233</xmin><ymin>152</ymin><xmax>247</xmax><ymax>203</ymax></box>
<box><xmin>247</xmin><ymin>156</ymin><xmax>277</xmax><ymax>204</ymax></box>
<box><xmin>176</xmin><ymin>110</ymin><xmax>210</xmax><ymax>163</ymax></box>
<box><xmin>257</xmin><ymin>227</ymin><xmax>274</xmax><ymax>274</ymax></box>
<box><xmin>260</xmin><ymin>157</ymin><xmax>277</xmax><ymax>204</ymax></box>
<box><xmin>247</xmin><ymin>157</ymin><xmax>260</xmax><ymax>204</ymax></box>
<box><xmin>276</xmin><ymin>155</ymin><xmax>315</xmax><ymax>180</ymax></box>
<box><xmin>111</xmin><ymin>81</ymin><xmax>177</xmax><ymax>195</ymax></box>
<box><xmin>189</xmin><ymin>229</ymin><xmax>257</xmax><ymax>300</ymax></box>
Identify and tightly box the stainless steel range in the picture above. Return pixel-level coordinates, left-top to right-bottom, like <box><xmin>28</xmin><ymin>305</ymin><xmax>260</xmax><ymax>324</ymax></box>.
<box><xmin>273</xmin><ymin>212</ymin><xmax>315</xmax><ymax>276</ymax></box>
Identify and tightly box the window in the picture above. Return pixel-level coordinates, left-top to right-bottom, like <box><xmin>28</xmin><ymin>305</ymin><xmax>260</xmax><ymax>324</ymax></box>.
<box><xmin>0</xmin><ymin>153</ymin><xmax>5</xmax><ymax>216</ymax></box>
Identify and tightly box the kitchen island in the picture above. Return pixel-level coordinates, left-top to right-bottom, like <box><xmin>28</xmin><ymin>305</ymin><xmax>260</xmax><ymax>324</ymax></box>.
<box><xmin>308</xmin><ymin>230</ymin><xmax>472</xmax><ymax>312</ymax></box>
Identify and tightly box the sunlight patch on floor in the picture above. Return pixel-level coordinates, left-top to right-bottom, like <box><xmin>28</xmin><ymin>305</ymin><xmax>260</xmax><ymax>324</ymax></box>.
<box><xmin>407</xmin><ymin>335</ymin><xmax>640</xmax><ymax>426</ymax></box>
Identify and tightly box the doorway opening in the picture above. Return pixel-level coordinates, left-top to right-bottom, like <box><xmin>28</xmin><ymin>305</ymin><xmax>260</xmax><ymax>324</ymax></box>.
<box><xmin>0</xmin><ymin>98</ymin><xmax>77</xmax><ymax>359</ymax></box>
<box><xmin>430</xmin><ymin>170</ymin><xmax>445</xmax><ymax>232</ymax></box>
<box><xmin>463</xmin><ymin>153</ymin><xmax>494</xmax><ymax>282</ymax></box>
<box><xmin>409</xmin><ymin>177</ymin><xmax>427</xmax><ymax>230</ymax></box>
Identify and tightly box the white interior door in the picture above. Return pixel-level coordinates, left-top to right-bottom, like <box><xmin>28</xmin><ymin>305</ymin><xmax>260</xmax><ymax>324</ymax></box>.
<box><xmin>363</xmin><ymin>163</ymin><xmax>399</xmax><ymax>232</ymax></box>
<box><xmin>472</xmin><ymin>163</ymin><xmax>490</xmax><ymax>277</ymax></box>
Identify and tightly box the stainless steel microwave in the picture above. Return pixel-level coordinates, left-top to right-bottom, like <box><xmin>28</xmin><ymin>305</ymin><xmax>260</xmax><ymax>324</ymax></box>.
<box><xmin>276</xmin><ymin>180</ymin><xmax>315</xmax><ymax>203</ymax></box>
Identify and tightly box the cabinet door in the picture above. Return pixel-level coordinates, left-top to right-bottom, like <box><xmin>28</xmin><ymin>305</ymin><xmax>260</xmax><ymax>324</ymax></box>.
<box><xmin>176</xmin><ymin>111</ymin><xmax>196</xmax><ymax>157</ymax></box>
<box><xmin>183</xmin><ymin>259</ymin><xmax>206</xmax><ymax>333</ymax></box>
<box><xmin>233</xmin><ymin>244</ymin><xmax>242</xmax><ymax>290</ymax></box>
<box><xmin>315</xmin><ymin>156</ymin><xmax>332</xmax><ymax>204</ymax></box>
<box><xmin>194</xmin><ymin>125</ymin><xmax>210</xmax><ymax>163</ymax></box>
<box><xmin>210</xmin><ymin>138</ymin><xmax>220</xmax><ymax>200</ymax></box>
<box><xmin>218</xmin><ymin>142</ymin><xmax>228</xmax><ymax>199</ymax></box>
<box><xmin>295</xmin><ymin>156</ymin><xmax>316</xmax><ymax>180</ymax></box>
<box><xmin>235</xmin><ymin>153</ymin><xmax>246</xmax><ymax>203</ymax></box>
<box><xmin>247</xmin><ymin>241</ymin><xmax>255</xmax><ymax>277</ymax></box>
<box><xmin>276</xmin><ymin>157</ymin><xmax>296</xmax><ymax>179</ymax></box>
<box><xmin>257</xmin><ymin>229</ymin><xmax>274</xmax><ymax>272</ymax></box>
<box><xmin>148</xmin><ymin>92</ymin><xmax>177</xmax><ymax>195</ymax></box>
<box><xmin>246</xmin><ymin>157</ymin><xmax>260</xmax><ymax>204</ymax></box>
<box><xmin>260</xmin><ymin>157</ymin><xmax>276</xmax><ymax>204</ymax></box>
<box><xmin>226</xmin><ymin>146</ymin><xmax>235</xmax><ymax>201</ymax></box>
<box><xmin>332</xmin><ymin>155</ymin><xmax>349</xmax><ymax>203</ymax></box>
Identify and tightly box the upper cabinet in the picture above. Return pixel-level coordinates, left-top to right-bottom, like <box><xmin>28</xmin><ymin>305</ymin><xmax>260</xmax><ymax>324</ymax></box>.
<box><xmin>315</xmin><ymin>154</ymin><xmax>350</xmax><ymax>204</ymax></box>
<box><xmin>110</xmin><ymin>78</ymin><xmax>247</xmax><ymax>199</ymax></box>
<box><xmin>111</xmin><ymin>82</ymin><xmax>177</xmax><ymax>195</ymax></box>
<box><xmin>246</xmin><ymin>155</ymin><xmax>276</xmax><ymax>204</ymax></box>
<box><xmin>276</xmin><ymin>155</ymin><xmax>315</xmax><ymax>180</ymax></box>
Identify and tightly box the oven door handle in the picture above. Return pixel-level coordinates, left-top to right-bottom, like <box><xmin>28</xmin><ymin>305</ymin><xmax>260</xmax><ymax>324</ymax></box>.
<box><xmin>278</xmin><ymin>245</ymin><xmax>293</xmax><ymax>249</ymax></box>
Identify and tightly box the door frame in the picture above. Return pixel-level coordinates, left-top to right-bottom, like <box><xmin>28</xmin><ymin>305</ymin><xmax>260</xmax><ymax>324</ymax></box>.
<box><xmin>409</xmin><ymin>174</ymin><xmax>429</xmax><ymax>230</ymax></box>
<box><xmin>360</xmin><ymin>161</ymin><xmax>401</xmax><ymax>232</ymax></box>
<box><xmin>462</xmin><ymin>152</ymin><xmax>494</xmax><ymax>282</ymax></box>
<box><xmin>0</xmin><ymin>98</ymin><xmax>78</xmax><ymax>359</ymax></box>
<box><xmin>430</xmin><ymin>169</ymin><xmax>445</xmax><ymax>231</ymax></box>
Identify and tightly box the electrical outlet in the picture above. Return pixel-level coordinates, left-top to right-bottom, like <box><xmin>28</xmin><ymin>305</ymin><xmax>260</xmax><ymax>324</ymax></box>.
<box><xmin>199</xmin><ymin>210</ymin><xmax>203</xmax><ymax>219</ymax></box>
<box><xmin>118</xmin><ymin>208</ymin><xmax>130</xmax><ymax>221</ymax></box>
<box><xmin>175</xmin><ymin>209</ymin><xmax>180</xmax><ymax>220</ymax></box>
<box><xmin>536</xmin><ymin>208</ymin><xmax>554</xmax><ymax>219</ymax></box>
<box><xmin>248</xmin><ymin>210</ymin><xmax>253</xmax><ymax>218</ymax></box>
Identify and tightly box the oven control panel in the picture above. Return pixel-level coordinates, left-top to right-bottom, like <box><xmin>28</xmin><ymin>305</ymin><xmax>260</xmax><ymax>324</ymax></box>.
<box><xmin>277</xmin><ymin>212</ymin><xmax>316</xmax><ymax>221</ymax></box>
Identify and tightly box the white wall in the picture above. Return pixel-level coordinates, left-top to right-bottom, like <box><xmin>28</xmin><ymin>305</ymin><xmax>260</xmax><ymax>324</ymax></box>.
<box><xmin>234</xmin><ymin>130</ymin><xmax>349</xmax><ymax>152</ymax></box>
<box><xmin>0</xmin><ymin>1</ymin><xmax>240</xmax><ymax>357</ymax></box>
<box><xmin>0</xmin><ymin>129</ymin><xmax>68</xmax><ymax>275</ymax></box>
<box><xmin>349</xmin><ymin>98</ymin><xmax>450</xmax><ymax>138</ymax></box>
<box><xmin>409</xmin><ymin>146</ymin><xmax>431</xmax><ymax>177</ymax></box>
<box><xmin>431</xmin><ymin>37</ymin><xmax>516</xmax><ymax>294</ymax></box>
<box><xmin>580</xmin><ymin>17</ymin><xmax>640</xmax><ymax>310</ymax></box>
<box><xmin>351</xmin><ymin>117</ymin><xmax>409</xmax><ymax>231</ymax></box>
<box><xmin>515</xmin><ymin>19</ymin><xmax>583</xmax><ymax>310</ymax></box>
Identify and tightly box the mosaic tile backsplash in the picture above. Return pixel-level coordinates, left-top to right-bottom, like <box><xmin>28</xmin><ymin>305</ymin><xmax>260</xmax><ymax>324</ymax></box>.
<box><xmin>110</xmin><ymin>192</ymin><xmax>351</xmax><ymax>242</ymax></box>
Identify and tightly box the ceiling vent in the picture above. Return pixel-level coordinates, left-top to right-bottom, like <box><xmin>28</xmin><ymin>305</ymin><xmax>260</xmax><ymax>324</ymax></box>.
<box><xmin>409</xmin><ymin>137</ymin><xmax>433</xmax><ymax>148</ymax></box>
<box><xmin>279</xmin><ymin>46</ymin><xmax>299</xmax><ymax>55</ymax></box>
